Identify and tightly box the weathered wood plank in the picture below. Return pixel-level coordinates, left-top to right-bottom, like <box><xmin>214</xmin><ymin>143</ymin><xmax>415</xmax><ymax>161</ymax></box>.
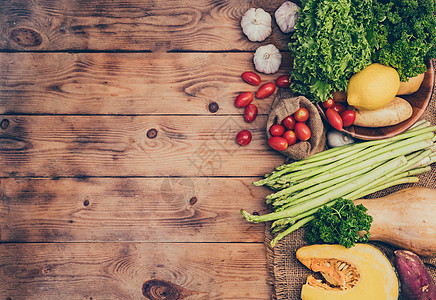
<box><xmin>0</xmin><ymin>115</ymin><xmax>285</xmax><ymax>177</ymax></box>
<box><xmin>0</xmin><ymin>242</ymin><xmax>271</xmax><ymax>299</ymax></box>
<box><xmin>0</xmin><ymin>177</ymin><xmax>269</xmax><ymax>242</ymax></box>
<box><xmin>0</xmin><ymin>0</ymin><xmax>292</xmax><ymax>51</ymax></box>
<box><xmin>0</xmin><ymin>52</ymin><xmax>292</xmax><ymax>115</ymax></box>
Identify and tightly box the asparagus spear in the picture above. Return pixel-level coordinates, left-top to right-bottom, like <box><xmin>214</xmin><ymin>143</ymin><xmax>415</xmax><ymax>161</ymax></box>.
<box><xmin>241</xmin><ymin>123</ymin><xmax>436</xmax><ymax>247</ymax></box>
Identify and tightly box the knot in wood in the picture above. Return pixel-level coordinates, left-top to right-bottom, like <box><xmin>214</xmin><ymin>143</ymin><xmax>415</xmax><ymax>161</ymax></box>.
<box><xmin>208</xmin><ymin>102</ymin><xmax>219</xmax><ymax>113</ymax></box>
<box><xmin>142</xmin><ymin>279</ymin><xmax>181</xmax><ymax>300</ymax></box>
<box><xmin>189</xmin><ymin>197</ymin><xmax>197</xmax><ymax>205</ymax></box>
<box><xmin>147</xmin><ymin>128</ymin><xmax>158</xmax><ymax>139</ymax></box>
<box><xmin>10</xmin><ymin>28</ymin><xmax>43</xmax><ymax>47</ymax></box>
<box><xmin>0</xmin><ymin>119</ymin><xmax>10</xmax><ymax>130</ymax></box>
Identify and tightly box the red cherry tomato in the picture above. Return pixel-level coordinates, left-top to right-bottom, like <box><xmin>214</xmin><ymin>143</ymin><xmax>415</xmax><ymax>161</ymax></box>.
<box><xmin>268</xmin><ymin>136</ymin><xmax>288</xmax><ymax>151</ymax></box>
<box><xmin>236</xmin><ymin>130</ymin><xmax>252</xmax><ymax>146</ymax></box>
<box><xmin>295</xmin><ymin>122</ymin><xmax>311</xmax><ymax>141</ymax></box>
<box><xmin>326</xmin><ymin>108</ymin><xmax>343</xmax><ymax>131</ymax></box>
<box><xmin>256</xmin><ymin>82</ymin><xmax>276</xmax><ymax>99</ymax></box>
<box><xmin>294</xmin><ymin>107</ymin><xmax>310</xmax><ymax>122</ymax></box>
<box><xmin>234</xmin><ymin>92</ymin><xmax>254</xmax><ymax>108</ymax></box>
<box><xmin>244</xmin><ymin>104</ymin><xmax>258</xmax><ymax>123</ymax></box>
<box><xmin>282</xmin><ymin>115</ymin><xmax>297</xmax><ymax>130</ymax></box>
<box><xmin>322</xmin><ymin>97</ymin><xmax>335</xmax><ymax>109</ymax></box>
<box><xmin>270</xmin><ymin>124</ymin><xmax>286</xmax><ymax>137</ymax></box>
<box><xmin>275</xmin><ymin>75</ymin><xmax>291</xmax><ymax>88</ymax></box>
<box><xmin>241</xmin><ymin>71</ymin><xmax>261</xmax><ymax>86</ymax></box>
<box><xmin>282</xmin><ymin>130</ymin><xmax>297</xmax><ymax>146</ymax></box>
<box><xmin>331</xmin><ymin>102</ymin><xmax>346</xmax><ymax>114</ymax></box>
<box><xmin>341</xmin><ymin>110</ymin><xmax>356</xmax><ymax>127</ymax></box>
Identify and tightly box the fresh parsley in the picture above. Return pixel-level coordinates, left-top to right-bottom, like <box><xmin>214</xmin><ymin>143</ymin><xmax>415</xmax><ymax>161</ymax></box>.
<box><xmin>305</xmin><ymin>198</ymin><xmax>373</xmax><ymax>248</ymax></box>
<box><xmin>371</xmin><ymin>0</ymin><xmax>436</xmax><ymax>81</ymax></box>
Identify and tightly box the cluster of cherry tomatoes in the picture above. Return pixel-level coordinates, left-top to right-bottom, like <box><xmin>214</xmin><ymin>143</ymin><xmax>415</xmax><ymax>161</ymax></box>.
<box><xmin>235</xmin><ymin>71</ymin><xmax>291</xmax><ymax>146</ymax></box>
<box><xmin>268</xmin><ymin>108</ymin><xmax>312</xmax><ymax>151</ymax></box>
<box><xmin>320</xmin><ymin>98</ymin><xmax>356</xmax><ymax>131</ymax></box>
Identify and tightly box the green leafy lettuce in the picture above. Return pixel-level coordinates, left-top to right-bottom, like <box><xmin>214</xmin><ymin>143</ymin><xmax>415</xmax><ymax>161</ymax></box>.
<box><xmin>290</xmin><ymin>0</ymin><xmax>436</xmax><ymax>103</ymax></box>
<box><xmin>305</xmin><ymin>198</ymin><xmax>373</xmax><ymax>248</ymax></box>
<box><xmin>289</xmin><ymin>0</ymin><xmax>374</xmax><ymax>103</ymax></box>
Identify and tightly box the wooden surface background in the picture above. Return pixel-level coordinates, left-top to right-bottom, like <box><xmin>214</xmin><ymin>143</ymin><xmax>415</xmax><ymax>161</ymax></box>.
<box><xmin>0</xmin><ymin>1</ymin><xmax>292</xmax><ymax>299</ymax></box>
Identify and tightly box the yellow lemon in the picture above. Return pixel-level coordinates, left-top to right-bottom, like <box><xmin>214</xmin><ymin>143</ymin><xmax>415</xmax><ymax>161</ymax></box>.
<box><xmin>347</xmin><ymin>63</ymin><xmax>400</xmax><ymax>111</ymax></box>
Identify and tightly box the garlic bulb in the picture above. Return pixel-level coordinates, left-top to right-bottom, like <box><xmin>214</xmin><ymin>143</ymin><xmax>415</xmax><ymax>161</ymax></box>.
<box><xmin>253</xmin><ymin>44</ymin><xmax>282</xmax><ymax>74</ymax></box>
<box><xmin>327</xmin><ymin>130</ymin><xmax>355</xmax><ymax>148</ymax></box>
<box><xmin>274</xmin><ymin>1</ymin><xmax>300</xmax><ymax>33</ymax></box>
<box><xmin>241</xmin><ymin>8</ymin><xmax>272</xmax><ymax>42</ymax></box>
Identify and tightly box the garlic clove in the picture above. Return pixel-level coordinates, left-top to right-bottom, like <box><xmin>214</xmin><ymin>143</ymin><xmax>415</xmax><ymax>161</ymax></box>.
<box><xmin>241</xmin><ymin>8</ymin><xmax>272</xmax><ymax>42</ymax></box>
<box><xmin>274</xmin><ymin>1</ymin><xmax>300</xmax><ymax>33</ymax></box>
<box><xmin>253</xmin><ymin>44</ymin><xmax>282</xmax><ymax>74</ymax></box>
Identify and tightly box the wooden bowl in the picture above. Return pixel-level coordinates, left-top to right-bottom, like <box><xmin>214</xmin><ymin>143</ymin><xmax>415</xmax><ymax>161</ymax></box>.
<box><xmin>317</xmin><ymin>60</ymin><xmax>435</xmax><ymax>140</ymax></box>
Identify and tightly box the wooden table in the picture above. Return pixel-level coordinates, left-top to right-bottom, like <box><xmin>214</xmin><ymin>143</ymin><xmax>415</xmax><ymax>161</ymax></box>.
<box><xmin>0</xmin><ymin>1</ymin><xmax>292</xmax><ymax>298</ymax></box>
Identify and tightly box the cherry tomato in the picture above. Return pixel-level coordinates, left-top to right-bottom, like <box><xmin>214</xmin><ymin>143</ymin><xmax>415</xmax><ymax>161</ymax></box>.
<box><xmin>282</xmin><ymin>115</ymin><xmax>296</xmax><ymax>130</ymax></box>
<box><xmin>331</xmin><ymin>102</ymin><xmax>346</xmax><ymax>114</ymax></box>
<box><xmin>270</xmin><ymin>124</ymin><xmax>285</xmax><ymax>137</ymax></box>
<box><xmin>244</xmin><ymin>104</ymin><xmax>258</xmax><ymax>123</ymax></box>
<box><xmin>235</xmin><ymin>92</ymin><xmax>254</xmax><ymax>108</ymax></box>
<box><xmin>294</xmin><ymin>107</ymin><xmax>310</xmax><ymax>122</ymax></box>
<box><xmin>283</xmin><ymin>130</ymin><xmax>297</xmax><ymax>146</ymax></box>
<box><xmin>326</xmin><ymin>108</ymin><xmax>343</xmax><ymax>131</ymax></box>
<box><xmin>275</xmin><ymin>75</ymin><xmax>291</xmax><ymax>88</ymax></box>
<box><xmin>295</xmin><ymin>122</ymin><xmax>311</xmax><ymax>141</ymax></box>
<box><xmin>268</xmin><ymin>136</ymin><xmax>288</xmax><ymax>151</ymax></box>
<box><xmin>236</xmin><ymin>130</ymin><xmax>252</xmax><ymax>146</ymax></box>
<box><xmin>341</xmin><ymin>110</ymin><xmax>356</xmax><ymax>127</ymax></box>
<box><xmin>256</xmin><ymin>82</ymin><xmax>276</xmax><ymax>99</ymax></box>
<box><xmin>322</xmin><ymin>97</ymin><xmax>335</xmax><ymax>109</ymax></box>
<box><xmin>241</xmin><ymin>71</ymin><xmax>261</xmax><ymax>86</ymax></box>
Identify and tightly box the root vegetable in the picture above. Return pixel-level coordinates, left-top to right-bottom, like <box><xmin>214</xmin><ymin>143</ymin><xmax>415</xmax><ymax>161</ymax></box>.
<box><xmin>394</xmin><ymin>250</ymin><xmax>436</xmax><ymax>299</ymax></box>
<box><xmin>397</xmin><ymin>73</ymin><xmax>425</xmax><ymax>95</ymax></box>
<box><xmin>351</xmin><ymin>97</ymin><xmax>413</xmax><ymax>127</ymax></box>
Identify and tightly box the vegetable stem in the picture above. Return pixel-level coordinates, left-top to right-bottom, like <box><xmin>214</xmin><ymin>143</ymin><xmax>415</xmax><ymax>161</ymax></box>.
<box><xmin>242</xmin><ymin>156</ymin><xmax>406</xmax><ymax>223</ymax></box>
<box><xmin>270</xmin><ymin>216</ymin><xmax>314</xmax><ymax>247</ymax></box>
<box><xmin>242</xmin><ymin>123</ymin><xmax>436</xmax><ymax>247</ymax></box>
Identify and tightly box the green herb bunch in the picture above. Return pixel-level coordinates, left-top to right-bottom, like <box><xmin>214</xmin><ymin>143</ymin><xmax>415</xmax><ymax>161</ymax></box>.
<box><xmin>371</xmin><ymin>0</ymin><xmax>436</xmax><ymax>81</ymax></box>
<box><xmin>289</xmin><ymin>0</ymin><xmax>436</xmax><ymax>103</ymax></box>
<box><xmin>305</xmin><ymin>198</ymin><xmax>373</xmax><ymax>248</ymax></box>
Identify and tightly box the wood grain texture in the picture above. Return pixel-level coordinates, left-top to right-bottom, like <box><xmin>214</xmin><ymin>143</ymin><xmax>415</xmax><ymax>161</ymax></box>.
<box><xmin>0</xmin><ymin>115</ymin><xmax>285</xmax><ymax>177</ymax></box>
<box><xmin>0</xmin><ymin>52</ymin><xmax>292</xmax><ymax>115</ymax></box>
<box><xmin>0</xmin><ymin>242</ymin><xmax>271</xmax><ymax>299</ymax></box>
<box><xmin>0</xmin><ymin>0</ymin><xmax>292</xmax><ymax>51</ymax></box>
<box><xmin>0</xmin><ymin>177</ymin><xmax>270</xmax><ymax>242</ymax></box>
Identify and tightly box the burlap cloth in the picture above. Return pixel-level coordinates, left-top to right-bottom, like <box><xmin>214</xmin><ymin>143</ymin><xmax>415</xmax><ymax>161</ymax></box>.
<box><xmin>265</xmin><ymin>61</ymin><xmax>436</xmax><ymax>300</ymax></box>
<box><xmin>266</xmin><ymin>90</ymin><xmax>326</xmax><ymax>160</ymax></box>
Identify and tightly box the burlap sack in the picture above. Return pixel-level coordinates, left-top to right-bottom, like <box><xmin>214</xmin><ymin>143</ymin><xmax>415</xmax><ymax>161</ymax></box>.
<box><xmin>266</xmin><ymin>89</ymin><xmax>326</xmax><ymax>160</ymax></box>
<box><xmin>265</xmin><ymin>60</ymin><xmax>436</xmax><ymax>300</ymax></box>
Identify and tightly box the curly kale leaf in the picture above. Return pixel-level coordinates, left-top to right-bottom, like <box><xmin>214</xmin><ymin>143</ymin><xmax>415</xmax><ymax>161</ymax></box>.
<box><xmin>305</xmin><ymin>198</ymin><xmax>373</xmax><ymax>248</ymax></box>
<box><xmin>289</xmin><ymin>0</ymin><xmax>373</xmax><ymax>102</ymax></box>
<box><xmin>371</xmin><ymin>0</ymin><xmax>436</xmax><ymax>81</ymax></box>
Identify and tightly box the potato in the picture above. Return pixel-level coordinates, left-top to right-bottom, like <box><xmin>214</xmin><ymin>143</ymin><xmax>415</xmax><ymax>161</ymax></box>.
<box><xmin>397</xmin><ymin>73</ymin><xmax>425</xmax><ymax>95</ymax></box>
<box><xmin>350</xmin><ymin>97</ymin><xmax>413</xmax><ymax>127</ymax></box>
